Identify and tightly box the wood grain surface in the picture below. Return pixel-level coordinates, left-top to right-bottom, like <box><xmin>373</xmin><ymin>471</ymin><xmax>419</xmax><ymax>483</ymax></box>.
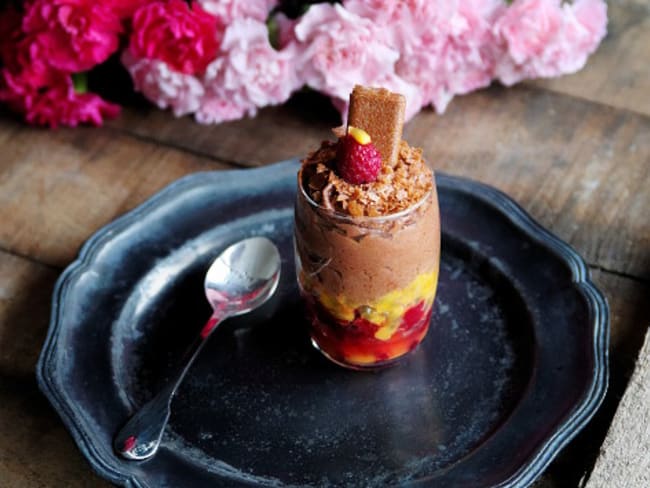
<box><xmin>0</xmin><ymin>121</ymin><xmax>228</xmax><ymax>267</ymax></box>
<box><xmin>1</xmin><ymin>1</ymin><xmax>649</xmax><ymax>487</ymax></box>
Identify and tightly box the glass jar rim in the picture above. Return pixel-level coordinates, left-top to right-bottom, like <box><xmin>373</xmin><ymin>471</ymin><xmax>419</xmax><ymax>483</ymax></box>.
<box><xmin>297</xmin><ymin>170</ymin><xmax>433</xmax><ymax>224</ymax></box>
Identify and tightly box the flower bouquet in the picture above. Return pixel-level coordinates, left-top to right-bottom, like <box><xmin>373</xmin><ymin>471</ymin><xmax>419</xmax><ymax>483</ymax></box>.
<box><xmin>0</xmin><ymin>0</ymin><xmax>607</xmax><ymax>128</ymax></box>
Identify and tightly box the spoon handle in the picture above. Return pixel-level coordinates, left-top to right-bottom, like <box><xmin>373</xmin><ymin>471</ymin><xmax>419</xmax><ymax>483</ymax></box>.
<box><xmin>114</xmin><ymin>312</ymin><xmax>225</xmax><ymax>461</ymax></box>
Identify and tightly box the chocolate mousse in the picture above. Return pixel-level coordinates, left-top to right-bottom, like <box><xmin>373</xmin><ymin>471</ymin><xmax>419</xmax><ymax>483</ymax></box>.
<box><xmin>294</xmin><ymin>85</ymin><xmax>441</xmax><ymax>369</ymax></box>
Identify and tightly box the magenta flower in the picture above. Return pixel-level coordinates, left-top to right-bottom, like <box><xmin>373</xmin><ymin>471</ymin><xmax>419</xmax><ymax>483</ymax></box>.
<box><xmin>129</xmin><ymin>0</ymin><xmax>222</xmax><ymax>75</ymax></box>
<box><xmin>22</xmin><ymin>0</ymin><xmax>122</xmax><ymax>73</ymax></box>
<box><xmin>1</xmin><ymin>70</ymin><xmax>120</xmax><ymax>128</ymax></box>
<box><xmin>110</xmin><ymin>0</ymin><xmax>157</xmax><ymax>20</ymax></box>
<box><xmin>0</xmin><ymin>3</ymin><xmax>120</xmax><ymax>128</ymax></box>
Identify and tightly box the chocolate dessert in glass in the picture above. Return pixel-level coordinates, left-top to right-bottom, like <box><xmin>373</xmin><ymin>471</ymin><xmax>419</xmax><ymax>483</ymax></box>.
<box><xmin>294</xmin><ymin>85</ymin><xmax>440</xmax><ymax>370</ymax></box>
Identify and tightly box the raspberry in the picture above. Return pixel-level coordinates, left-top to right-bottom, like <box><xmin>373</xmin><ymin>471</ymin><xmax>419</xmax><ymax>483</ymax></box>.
<box><xmin>336</xmin><ymin>131</ymin><xmax>382</xmax><ymax>184</ymax></box>
<box><xmin>400</xmin><ymin>301</ymin><xmax>426</xmax><ymax>330</ymax></box>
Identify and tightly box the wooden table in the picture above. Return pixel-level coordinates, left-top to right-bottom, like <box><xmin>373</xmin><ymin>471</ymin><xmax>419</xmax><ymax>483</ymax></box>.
<box><xmin>1</xmin><ymin>2</ymin><xmax>648</xmax><ymax>486</ymax></box>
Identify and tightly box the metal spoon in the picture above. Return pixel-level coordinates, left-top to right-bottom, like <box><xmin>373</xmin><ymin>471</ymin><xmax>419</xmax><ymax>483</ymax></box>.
<box><xmin>114</xmin><ymin>236</ymin><xmax>281</xmax><ymax>461</ymax></box>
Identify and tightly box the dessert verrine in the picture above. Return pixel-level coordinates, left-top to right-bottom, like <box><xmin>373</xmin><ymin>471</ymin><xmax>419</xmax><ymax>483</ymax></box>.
<box><xmin>294</xmin><ymin>86</ymin><xmax>440</xmax><ymax>370</ymax></box>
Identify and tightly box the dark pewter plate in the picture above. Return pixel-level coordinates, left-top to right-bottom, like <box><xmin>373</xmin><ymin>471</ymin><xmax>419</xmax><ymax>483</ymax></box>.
<box><xmin>37</xmin><ymin>160</ymin><xmax>608</xmax><ymax>488</ymax></box>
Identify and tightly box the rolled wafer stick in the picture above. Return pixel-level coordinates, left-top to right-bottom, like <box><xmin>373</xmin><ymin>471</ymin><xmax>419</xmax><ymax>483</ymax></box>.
<box><xmin>347</xmin><ymin>85</ymin><xmax>406</xmax><ymax>167</ymax></box>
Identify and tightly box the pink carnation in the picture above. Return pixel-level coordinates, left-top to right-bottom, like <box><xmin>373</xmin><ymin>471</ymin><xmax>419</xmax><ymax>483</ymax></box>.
<box><xmin>0</xmin><ymin>5</ymin><xmax>119</xmax><ymax>127</ymax></box>
<box><xmin>28</xmin><ymin>83</ymin><xmax>121</xmax><ymax>128</ymax></box>
<box><xmin>344</xmin><ymin>0</ymin><xmax>504</xmax><ymax>113</ymax></box>
<box><xmin>344</xmin><ymin>0</ymin><xmax>458</xmax><ymax>54</ymax></box>
<box><xmin>129</xmin><ymin>0</ymin><xmax>222</xmax><ymax>75</ymax></box>
<box><xmin>494</xmin><ymin>0</ymin><xmax>563</xmax><ymax>65</ymax></box>
<box><xmin>342</xmin><ymin>0</ymin><xmax>402</xmax><ymax>24</ymax></box>
<box><xmin>111</xmin><ymin>0</ymin><xmax>156</xmax><ymax>20</ymax></box>
<box><xmin>0</xmin><ymin>38</ymin><xmax>59</xmax><ymax>107</ymax></box>
<box><xmin>0</xmin><ymin>71</ymin><xmax>119</xmax><ymax>128</ymax></box>
<box><xmin>379</xmin><ymin>0</ymin><xmax>504</xmax><ymax>113</ymax></box>
<box><xmin>198</xmin><ymin>0</ymin><xmax>277</xmax><ymax>24</ymax></box>
<box><xmin>195</xmin><ymin>96</ymin><xmax>247</xmax><ymax>125</ymax></box>
<box><xmin>0</xmin><ymin>9</ymin><xmax>57</xmax><ymax>94</ymax></box>
<box><xmin>494</xmin><ymin>0</ymin><xmax>607</xmax><ymax>84</ymax></box>
<box><xmin>572</xmin><ymin>0</ymin><xmax>608</xmax><ymax>43</ymax></box>
<box><xmin>434</xmin><ymin>1</ymin><xmax>504</xmax><ymax>105</ymax></box>
<box><xmin>288</xmin><ymin>4</ymin><xmax>401</xmax><ymax>111</ymax></box>
<box><xmin>200</xmin><ymin>18</ymin><xmax>299</xmax><ymax>122</ymax></box>
<box><xmin>122</xmin><ymin>51</ymin><xmax>204</xmax><ymax>117</ymax></box>
<box><xmin>396</xmin><ymin>51</ymin><xmax>453</xmax><ymax>114</ymax></box>
<box><xmin>22</xmin><ymin>0</ymin><xmax>122</xmax><ymax>73</ymax></box>
<box><xmin>549</xmin><ymin>0</ymin><xmax>607</xmax><ymax>73</ymax></box>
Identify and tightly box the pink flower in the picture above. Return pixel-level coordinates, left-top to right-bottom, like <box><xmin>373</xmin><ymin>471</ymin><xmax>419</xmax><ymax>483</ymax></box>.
<box><xmin>0</xmin><ymin>71</ymin><xmax>119</xmax><ymax>128</ymax></box>
<box><xmin>288</xmin><ymin>4</ymin><xmax>400</xmax><ymax>107</ymax></box>
<box><xmin>572</xmin><ymin>0</ymin><xmax>607</xmax><ymax>42</ymax></box>
<box><xmin>555</xmin><ymin>0</ymin><xmax>607</xmax><ymax>71</ymax></box>
<box><xmin>494</xmin><ymin>0</ymin><xmax>563</xmax><ymax>65</ymax></box>
<box><xmin>494</xmin><ymin>0</ymin><xmax>607</xmax><ymax>85</ymax></box>
<box><xmin>437</xmin><ymin>1</ymin><xmax>504</xmax><ymax>96</ymax></box>
<box><xmin>22</xmin><ymin>0</ymin><xmax>122</xmax><ymax>73</ymax></box>
<box><xmin>0</xmin><ymin>7</ymin><xmax>58</xmax><ymax>93</ymax></box>
<box><xmin>0</xmin><ymin>37</ymin><xmax>59</xmax><ymax>102</ymax></box>
<box><xmin>129</xmin><ymin>0</ymin><xmax>222</xmax><ymax>75</ymax></box>
<box><xmin>195</xmin><ymin>96</ymin><xmax>247</xmax><ymax>124</ymax></box>
<box><xmin>0</xmin><ymin>5</ymin><xmax>119</xmax><ymax>127</ymax></box>
<box><xmin>201</xmin><ymin>18</ymin><xmax>299</xmax><ymax>121</ymax></box>
<box><xmin>397</xmin><ymin>51</ymin><xmax>453</xmax><ymax>114</ymax></box>
<box><xmin>382</xmin><ymin>0</ymin><xmax>503</xmax><ymax>113</ymax></box>
<box><xmin>197</xmin><ymin>0</ymin><xmax>277</xmax><ymax>24</ymax></box>
<box><xmin>344</xmin><ymin>0</ymin><xmax>458</xmax><ymax>54</ymax></box>
<box><xmin>110</xmin><ymin>0</ymin><xmax>156</xmax><ymax>20</ymax></box>
<box><xmin>342</xmin><ymin>0</ymin><xmax>401</xmax><ymax>24</ymax></box>
<box><xmin>30</xmin><ymin>85</ymin><xmax>121</xmax><ymax>128</ymax></box>
<box><xmin>122</xmin><ymin>51</ymin><xmax>204</xmax><ymax>117</ymax></box>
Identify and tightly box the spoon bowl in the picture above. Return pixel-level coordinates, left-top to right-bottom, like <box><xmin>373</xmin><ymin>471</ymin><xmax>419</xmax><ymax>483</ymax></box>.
<box><xmin>205</xmin><ymin>236</ymin><xmax>281</xmax><ymax>316</ymax></box>
<box><xmin>114</xmin><ymin>236</ymin><xmax>281</xmax><ymax>461</ymax></box>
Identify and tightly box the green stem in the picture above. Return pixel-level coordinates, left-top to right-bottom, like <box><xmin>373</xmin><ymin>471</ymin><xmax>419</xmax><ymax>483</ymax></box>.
<box><xmin>72</xmin><ymin>73</ymin><xmax>88</xmax><ymax>94</ymax></box>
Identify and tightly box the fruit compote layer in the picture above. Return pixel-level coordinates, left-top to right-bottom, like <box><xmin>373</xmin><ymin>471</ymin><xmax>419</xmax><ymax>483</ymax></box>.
<box><xmin>294</xmin><ymin>137</ymin><xmax>440</xmax><ymax>369</ymax></box>
<box><xmin>299</xmin><ymin>269</ymin><xmax>437</xmax><ymax>368</ymax></box>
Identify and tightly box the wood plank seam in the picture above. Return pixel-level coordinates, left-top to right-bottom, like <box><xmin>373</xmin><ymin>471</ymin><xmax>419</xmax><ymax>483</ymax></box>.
<box><xmin>588</xmin><ymin>264</ymin><xmax>650</xmax><ymax>286</ymax></box>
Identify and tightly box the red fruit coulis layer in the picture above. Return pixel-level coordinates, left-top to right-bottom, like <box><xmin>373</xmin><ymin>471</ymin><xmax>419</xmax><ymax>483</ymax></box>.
<box><xmin>304</xmin><ymin>295</ymin><xmax>433</xmax><ymax>367</ymax></box>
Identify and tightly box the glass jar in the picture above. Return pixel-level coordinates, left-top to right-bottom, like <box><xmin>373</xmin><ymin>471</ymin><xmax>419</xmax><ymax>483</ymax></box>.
<box><xmin>294</xmin><ymin>168</ymin><xmax>441</xmax><ymax>370</ymax></box>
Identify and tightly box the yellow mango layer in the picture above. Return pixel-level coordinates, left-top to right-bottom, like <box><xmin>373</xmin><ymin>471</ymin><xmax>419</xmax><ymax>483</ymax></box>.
<box><xmin>300</xmin><ymin>269</ymin><xmax>438</xmax><ymax>341</ymax></box>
